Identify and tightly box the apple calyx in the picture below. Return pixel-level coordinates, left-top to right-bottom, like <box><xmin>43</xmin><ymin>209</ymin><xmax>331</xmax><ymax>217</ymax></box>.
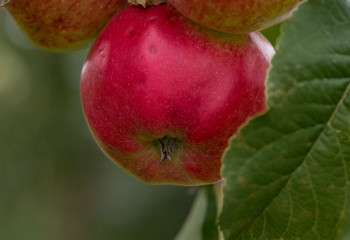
<box><xmin>156</xmin><ymin>136</ymin><xmax>182</xmax><ymax>162</ymax></box>
<box><xmin>0</xmin><ymin>0</ymin><xmax>10</xmax><ymax>7</ymax></box>
<box><xmin>128</xmin><ymin>0</ymin><xmax>166</xmax><ymax>8</ymax></box>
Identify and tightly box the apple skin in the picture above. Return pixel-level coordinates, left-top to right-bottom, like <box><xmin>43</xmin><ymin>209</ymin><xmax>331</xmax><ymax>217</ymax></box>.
<box><xmin>167</xmin><ymin>0</ymin><xmax>305</xmax><ymax>34</ymax></box>
<box><xmin>80</xmin><ymin>4</ymin><xmax>275</xmax><ymax>185</ymax></box>
<box><xmin>5</xmin><ymin>0</ymin><xmax>128</xmax><ymax>51</ymax></box>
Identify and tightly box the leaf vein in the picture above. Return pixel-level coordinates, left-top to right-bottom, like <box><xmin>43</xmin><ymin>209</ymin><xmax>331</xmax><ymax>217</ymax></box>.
<box><xmin>237</xmin><ymin>78</ymin><xmax>350</xmax><ymax>239</ymax></box>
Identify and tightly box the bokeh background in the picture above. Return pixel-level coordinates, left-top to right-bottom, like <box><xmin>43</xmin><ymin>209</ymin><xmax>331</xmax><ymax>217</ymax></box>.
<box><xmin>0</xmin><ymin>9</ymin><xmax>197</xmax><ymax>240</ymax></box>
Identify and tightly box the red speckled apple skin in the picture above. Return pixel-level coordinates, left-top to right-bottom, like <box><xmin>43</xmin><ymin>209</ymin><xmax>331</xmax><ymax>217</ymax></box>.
<box><xmin>168</xmin><ymin>0</ymin><xmax>306</xmax><ymax>34</ymax></box>
<box><xmin>81</xmin><ymin>4</ymin><xmax>275</xmax><ymax>185</ymax></box>
<box><xmin>5</xmin><ymin>0</ymin><xmax>128</xmax><ymax>50</ymax></box>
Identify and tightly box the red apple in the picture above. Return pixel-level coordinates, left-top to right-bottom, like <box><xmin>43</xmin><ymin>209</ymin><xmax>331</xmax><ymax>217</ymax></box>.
<box><xmin>5</xmin><ymin>0</ymin><xmax>128</xmax><ymax>51</ymax></box>
<box><xmin>167</xmin><ymin>0</ymin><xmax>305</xmax><ymax>34</ymax></box>
<box><xmin>80</xmin><ymin>4</ymin><xmax>275</xmax><ymax>185</ymax></box>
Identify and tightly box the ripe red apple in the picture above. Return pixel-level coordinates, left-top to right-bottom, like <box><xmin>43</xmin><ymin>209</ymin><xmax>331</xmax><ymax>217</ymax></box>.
<box><xmin>5</xmin><ymin>0</ymin><xmax>128</xmax><ymax>51</ymax></box>
<box><xmin>80</xmin><ymin>4</ymin><xmax>275</xmax><ymax>185</ymax></box>
<box><xmin>167</xmin><ymin>0</ymin><xmax>305</xmax><ymax>34</ymax></box>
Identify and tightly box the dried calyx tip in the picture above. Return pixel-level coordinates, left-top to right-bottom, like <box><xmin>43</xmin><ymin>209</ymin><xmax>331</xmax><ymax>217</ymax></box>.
<box><xmin>128</xmin><ymin>0</ymin><xmax>167</xmax><ymax>8</ymax></box>
<box><xmin>0</xmin><ymin>0</ymin><xmax>11</xmax><ymax>7</ymax></box>
<box><xmin>157</xmin><ymin>136</ymin><xmax>182</xmax><ymax>163</ymax></box>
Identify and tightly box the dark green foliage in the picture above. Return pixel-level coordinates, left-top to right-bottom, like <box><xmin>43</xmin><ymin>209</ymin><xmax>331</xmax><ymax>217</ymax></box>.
<box><xmin>219</xmin><ymin>0</ymin><xmax>350</xmax><ymax>239</ymax></box>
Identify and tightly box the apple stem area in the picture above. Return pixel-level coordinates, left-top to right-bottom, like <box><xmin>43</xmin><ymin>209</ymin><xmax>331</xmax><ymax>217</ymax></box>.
<box><xmin>157</xmin><ymin>136</ymin><xmax>182</xmax><ymax>162</ymax></box>
<box><xmin>128</xmin><ymin>0</ymin><xmax>167</xmax><ymax>8</ymax></box>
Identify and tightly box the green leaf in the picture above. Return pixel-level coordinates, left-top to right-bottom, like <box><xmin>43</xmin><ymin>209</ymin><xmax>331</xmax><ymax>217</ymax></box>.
<box><xmin>202</xmin><ymin>185</ymin><xmax>220</xmax><ymax>240</ymax></box>
<box><xmin>174</xmin><ymin>185</ymin><xmax>219</xmax><ymax>240</ymax></box>
<box><xmin>260</xmin><ymin>23</ymin><xmax>282</xmax><ymax>47</ymax></box>
<box><xmin>219</xmin><ymin>0</ymin><xmax>350</xmax><ymax>239</ymax></box>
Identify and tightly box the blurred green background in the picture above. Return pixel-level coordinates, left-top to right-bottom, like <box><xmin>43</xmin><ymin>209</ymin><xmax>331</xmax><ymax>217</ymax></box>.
<box><xmin>0</xmin><ymin>9</ymin><xmax>196</xmax><ymax>240</ymax></box>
